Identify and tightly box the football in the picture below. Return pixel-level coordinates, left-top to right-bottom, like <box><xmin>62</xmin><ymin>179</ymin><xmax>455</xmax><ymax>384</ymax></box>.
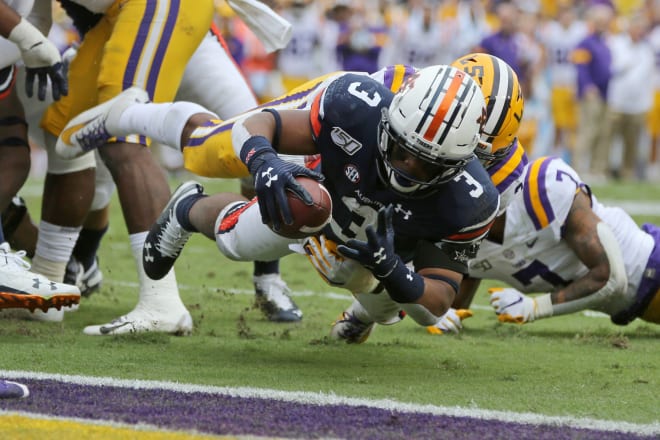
<box><xmin>270</xmin><ymin>177</ymin><xmax>332</xmax><ymax>239</ymax></box>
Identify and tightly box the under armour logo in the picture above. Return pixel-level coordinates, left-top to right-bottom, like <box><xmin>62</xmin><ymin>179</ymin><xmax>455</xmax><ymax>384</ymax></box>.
<box><xmin>373</xmin><ymin>247</ymin><xmax>387</xmax><ymax>265</ymax></box>
<box><xmin>32</xmin><ymin>278</ymin><xmax>53</xmax><ymax>290</ymax></box>
<box><xmin>144</xmin><ymin>242</ymin><xmax>154</xmax><ymax>262</ymax></box>
<box><xmin>394</xmin><ymin>204</ymin><xmax>412</xmax><ymax>220</ymax></box>
<box><xmin>261</xmin><ymin>167</ymin><xmax>278</xmax><ymax>188</ymax></box>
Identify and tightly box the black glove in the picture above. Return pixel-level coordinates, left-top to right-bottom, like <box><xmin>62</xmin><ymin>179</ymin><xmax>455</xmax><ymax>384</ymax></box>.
<box><xmin>338</xmin><ymin>204</ymin><xmax>425</xmax><ymax>304</ymax></box>
<box><xmin>244</xmin><ymin>138</ymin><xmax>323</xmax><ymax>231</ymax></box>
<box><xmin>337</xmin><ymin>205</ymin><xmax>400</xmax><ymax>278</ymax></box>
<box><xmin>26</xmin><ymin>61</ymin><xmax>69</xmax><ymax>101</ymax></box>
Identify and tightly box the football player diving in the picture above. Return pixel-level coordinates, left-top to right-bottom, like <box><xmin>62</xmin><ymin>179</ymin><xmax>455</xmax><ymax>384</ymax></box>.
<box><xmin>55</xmin><ymin>64</ymin><xmax>501</xmax><ymax>343</ymax></box>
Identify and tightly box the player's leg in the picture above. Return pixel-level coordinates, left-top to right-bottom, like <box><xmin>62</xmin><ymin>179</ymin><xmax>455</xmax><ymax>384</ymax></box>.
<box><xmin>0</xmin><ymin>66</ymin><xmax>81</xmax><ymax>315</ymax></box>
<box><xmin>63</xmin><ymin>152</ymin><xmax>113</xmax><ymax>296</ymax></box>
<box><xmin>0</xmin><ymin>67</ymin><xmax>31</xmax><ymax>235</ymax></box>
<box><xmin>239</xmin><ymin>179</ymin><xmax>302</xmax><ymax>321</ymax></box>
<box><xmin>32</xmin><ymin>23</ymin><xmax>102</xmax><ymax>320</ymax></box>
<box><xmin>169</xmin><ymin>27</ymin><xmax>303</xmax><ymax>320</ymax></box>
<box><xmin>81</xmin><ymin>0</ymin><xmax>214</xmax><ymax>335</ymax></box>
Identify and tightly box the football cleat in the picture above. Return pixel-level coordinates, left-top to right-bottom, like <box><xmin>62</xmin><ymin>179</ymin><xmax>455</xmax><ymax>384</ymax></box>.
<box><xmin>56</xmin><ymin>86</ymin><xmax>149</xmax><ymax>159</ymax></box>
<box><xmin>254</xmin><ymin>274</ymin><xmax>303</xmax><ymax>322</ymax></box>
<box><xmin>143</xmin><ymin>181</ymin><xmax>203</xmax><ymax>280</ymax></box>
<box><xmin>330</xmin><ymin>310</ymin><xmax>375</xmax><ymax>344</ymax></box>
<box><xmin>0</xmin><ymin>379</ymin><xmax>29</xmax><ymax>399</ymax></box>
<box><xmin>0</xmin><ymin>242</ymin><xmax>80</xmax><ymax>312</ymax></box>
<box><xmin>64</xmin><ymin>256</ymin><xmax>103</xmax><ymax>297</ymax></box>
<box><xmin>82</xmin><ymin>306</ymin><xmax>193</xmax><ymax>336</ymax></box>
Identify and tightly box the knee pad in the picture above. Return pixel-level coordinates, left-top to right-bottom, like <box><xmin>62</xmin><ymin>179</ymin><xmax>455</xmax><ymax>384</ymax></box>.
<box><xmin>44</xmin><ymin>131</ymin><xmax>96</xmax><ymax>174</ymax></box>
<box><xmin>90</xmin><ymin>151</ymin><xmax>116</xmax><ymax>210</ymax></box>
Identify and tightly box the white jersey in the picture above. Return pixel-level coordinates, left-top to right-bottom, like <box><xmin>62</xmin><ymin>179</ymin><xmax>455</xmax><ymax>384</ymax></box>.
<box><xmin>468</xmin><ymin>156</ymin><xmax>655</xmax><ymax>316</ymax></box>
<box><xmin>382</xmin><ymin>9</ymin><xmax>452</xmax><ymax>68</ymax></box>
<box><xmin>277</xmin><ymin>5</ymin><xmax>325</xmax><ymax>79</ymax></box>
<box><xmin>540</xmin><ymin>19</ymin><xmax>587</xmax><ymax>87</ymax></box>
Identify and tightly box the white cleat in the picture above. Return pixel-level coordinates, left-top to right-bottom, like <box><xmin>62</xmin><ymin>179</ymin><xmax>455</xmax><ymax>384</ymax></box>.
<box><xmin>0</xmin><ymin>242</ymin><xmax>80</xmax><ymax>315</ymax></box>
<box><xmin>83</xmin><ymin>307</ymin><xmax>193</xmax><ymax>336</ymax></box>
<box><xmin>253</xmin><ymin>274</ymin><xmax>302</xmax><ymax>322</ymax></box>
<box><xmin>56</xmin><ymin>86</ymin><xmax>149</xmax><ymax>159</ymax></box>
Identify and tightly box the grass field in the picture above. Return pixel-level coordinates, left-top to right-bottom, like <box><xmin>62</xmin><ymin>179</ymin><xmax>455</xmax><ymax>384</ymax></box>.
<box><xmin>1</xmin><ymin>175</ymin><xmax>659</xmax><ymax>437</ymax></box>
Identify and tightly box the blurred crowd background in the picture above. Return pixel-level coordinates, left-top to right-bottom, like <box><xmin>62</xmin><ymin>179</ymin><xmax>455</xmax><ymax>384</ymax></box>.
<box><xmin>40</xmin><ymin>0</ymin><xmax>660</xmax><ymax>183</ymax></box>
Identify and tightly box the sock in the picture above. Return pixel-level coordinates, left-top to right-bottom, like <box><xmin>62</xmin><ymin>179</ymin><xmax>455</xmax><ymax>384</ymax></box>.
<box><xmin>129</xmin><ymin>232</ymin><xmax>187</xmax><ymax>315</ymax></box>
<box><xmin>31</xmin><ymin>220</ymin><xmax>81</xmax><ymax>282</ymax></box>
<box><xmin>254</xmin><ymin>260</ymin><xmax>279</xmax><ymax>276</ymax></box>
<box><xmin>348</xmin><ymin>300</ymin><xmax>373</xmax><ymax>324</ymax></box>
<box><xmin>175</xmin><ymin>193</ymin><xmax>207</xmax><ymax>232</ymax></box>
<box><xmin>72</xmin><ymin>225</ymin><xmax>108</xmax><ymax>270</ymax></box>
<box><xmin>119</xmin><ymin>101</ymin><xmax>215</xmax><ymax>150</ymax></box>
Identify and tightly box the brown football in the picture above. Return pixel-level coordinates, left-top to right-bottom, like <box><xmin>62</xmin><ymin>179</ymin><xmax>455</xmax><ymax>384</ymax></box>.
<box><xmin>270</xmin><ymin>177</ymin><xmax>332</xmax><ymax>239</ymax></box>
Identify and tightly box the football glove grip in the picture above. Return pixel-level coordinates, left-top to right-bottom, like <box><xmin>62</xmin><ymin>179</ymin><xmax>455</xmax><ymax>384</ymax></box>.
<box><xmin>241</xmin><ymin>136</ymin><xmax>323</xmax><ymax>231</ymax></box>
<box><xmin>426</xmin><ymin>308</ymin><xmax>473</xmax><ymax>335</ymax></box>
<box><xmin>489</xmin><ymin>287</ymin><xmax>553</xmax><ymax>323</ymax></box>
<box><xmin>338</xmin><ymin>205</ymin><xmax>424</xmax><ymax>303</ymax></box>
<box><xmin>303</xmin><ymin>234</ymin><xmax>379</xmax><ymax>293</ymax></box>
<box><xmin>9</xmin><ymin>18</ymin><xmax>68</xmax><ymax>101</ymax></box>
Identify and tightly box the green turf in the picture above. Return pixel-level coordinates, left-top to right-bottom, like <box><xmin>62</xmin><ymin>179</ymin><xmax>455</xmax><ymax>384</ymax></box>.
<box><xmin>1</xmin><ymin>176</ymin><xmax>658</xmax><ymax>426</ymax></box>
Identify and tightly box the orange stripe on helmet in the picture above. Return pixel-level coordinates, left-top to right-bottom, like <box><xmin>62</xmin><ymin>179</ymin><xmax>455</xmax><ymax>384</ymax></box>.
<box><xmin>423</xmin><ymin>71</ymin><xmax>465</xmax><ymax>142</ymax></box>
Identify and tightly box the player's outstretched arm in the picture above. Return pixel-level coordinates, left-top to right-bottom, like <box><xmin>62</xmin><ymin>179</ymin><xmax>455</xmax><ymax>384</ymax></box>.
<box><xmin>490</xmin><ymin>191</ymin><xmax>628</xmax><ymax>324</ymax></box>
<box><xmin>452</xmin><ymin>276</ymin><xmax>482</xmax><ymax>309</ymax></box>
<box><xmin>337</xmin><ymin>205</ymin><xmax>461</xmax><ymax>317</ymax></box>
<box><xmin>552</xmin><ymin>190</ymin><xmax>627</xmax><ymax>314</ymax></box>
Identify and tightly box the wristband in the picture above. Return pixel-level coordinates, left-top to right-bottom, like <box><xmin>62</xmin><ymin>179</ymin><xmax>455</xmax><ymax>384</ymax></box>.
<box><xmin>535</xmin><ymin>293</ymin><xmax>554</xmax><ymax>319</ymax></box>
<box><xmin>261</xmin><ymin>108</ymin><xmax>282</xmax><ymax>149</ymax></box>
<box><xmin>240</xmin><ymin>135</ymin><xmax>276</xmax><ymax>172</ymax></box>
<box><xmin>8</xmin><ymin>18</ymin><xmax>43</xmax><ymax>52</ymax></box>
<box><xmin>378</xmin><ymin>260</ymin><xmax>425</xmax><ymax>304</ymax></box>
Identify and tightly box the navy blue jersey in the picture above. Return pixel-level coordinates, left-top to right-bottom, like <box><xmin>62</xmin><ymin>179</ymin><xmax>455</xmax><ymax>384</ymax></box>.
<box><xmin>310</xmin><ymin>74</ymin><xmax>500</xmax><ymax>269</ymax></box>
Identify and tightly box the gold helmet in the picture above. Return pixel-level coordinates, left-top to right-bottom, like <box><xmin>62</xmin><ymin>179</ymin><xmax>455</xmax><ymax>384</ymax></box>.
<box><xmin>451</xmin><ymin>53</ymin><xmax>524</xmax><ymax>165</ymax></box>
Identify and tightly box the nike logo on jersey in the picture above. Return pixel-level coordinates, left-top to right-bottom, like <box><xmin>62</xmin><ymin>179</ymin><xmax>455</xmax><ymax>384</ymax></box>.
<box><xmin>525</xmin><ymin>238</ymin><xmax>538</xmax><ymax>248</ymax></box>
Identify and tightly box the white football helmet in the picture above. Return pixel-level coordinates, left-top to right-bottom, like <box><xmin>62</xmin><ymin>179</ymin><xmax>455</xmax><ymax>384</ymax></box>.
<box><xmin>378</xmin><ymin>65</ymin><xmax>486</xmax><ymax>196</ymax></box>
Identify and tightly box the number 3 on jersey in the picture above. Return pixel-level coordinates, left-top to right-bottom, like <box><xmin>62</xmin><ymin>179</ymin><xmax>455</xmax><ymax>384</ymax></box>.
<box><xmin>348</xmin><ymin>82</ymin><xmax>382</xmax><ymax>107</ymax></box>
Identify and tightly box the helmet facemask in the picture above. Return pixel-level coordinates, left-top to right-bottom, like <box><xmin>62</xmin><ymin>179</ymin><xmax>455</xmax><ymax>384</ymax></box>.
<box><xmin>377</xmin><ymin>108</ymin><xmax>475</xmax><ymax>197</ymax></box>
<box><xmin>475</xmin><ymin>138</ymin><xmax>515</xmax><ymax>169</ymax></box>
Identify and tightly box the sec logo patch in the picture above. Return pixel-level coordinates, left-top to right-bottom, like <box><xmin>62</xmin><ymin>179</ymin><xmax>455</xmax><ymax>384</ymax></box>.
<box><xmin>344</xmin><ymin>164</ymin><xmax>360</xmax><ymax>183</ymax></box>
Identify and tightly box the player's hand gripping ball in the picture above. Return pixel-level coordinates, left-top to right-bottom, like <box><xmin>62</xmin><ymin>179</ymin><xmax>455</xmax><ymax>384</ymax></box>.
<box><xmin>269</xmin><ymin>177</ymin><xmax>332</xmax><ymax>238</ymax></box>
